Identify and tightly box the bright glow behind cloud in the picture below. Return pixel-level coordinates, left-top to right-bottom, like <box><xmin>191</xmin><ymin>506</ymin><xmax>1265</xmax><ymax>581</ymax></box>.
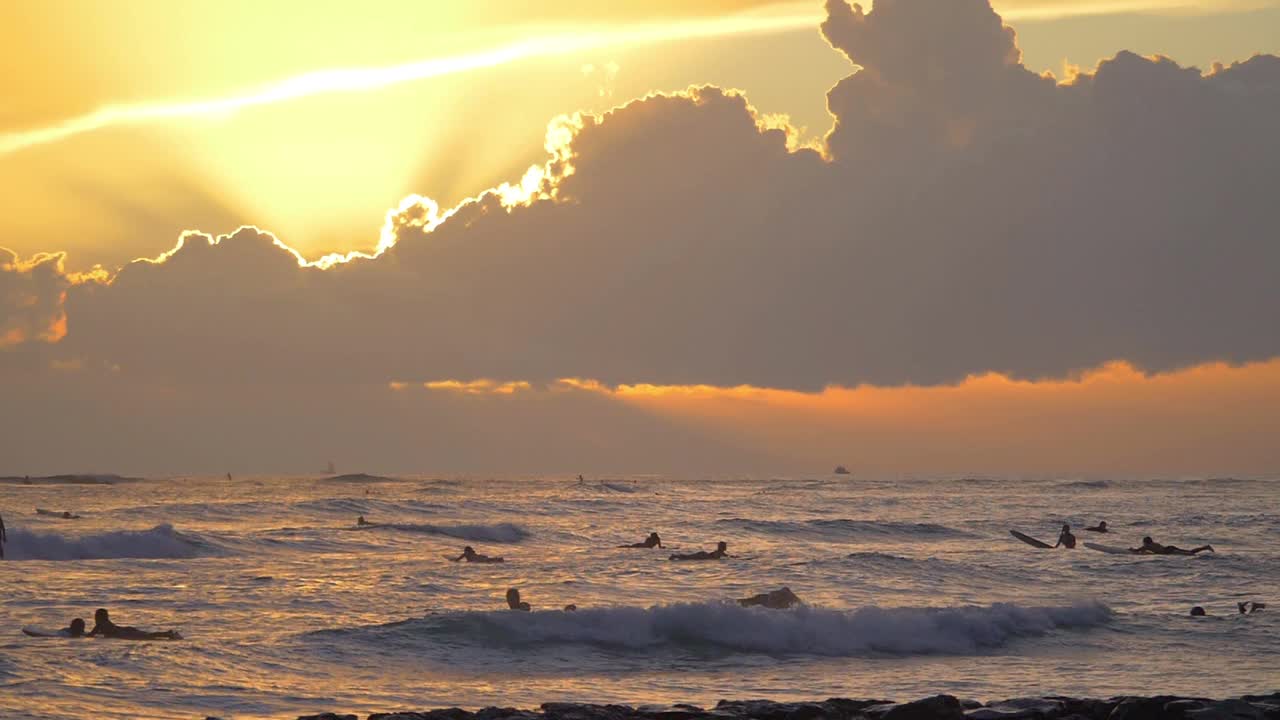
<box><xmin>0</xmin><ymin>12</ymin><xmax>821</xmax><ymax>158</ymax></box>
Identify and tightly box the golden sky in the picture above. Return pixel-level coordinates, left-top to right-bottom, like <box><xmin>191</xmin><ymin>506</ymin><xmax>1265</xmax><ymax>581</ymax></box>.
<box><xmin>2</xmin><ymin>0</ymin><xmax>1276</xmax><ymax>268</ymax></box>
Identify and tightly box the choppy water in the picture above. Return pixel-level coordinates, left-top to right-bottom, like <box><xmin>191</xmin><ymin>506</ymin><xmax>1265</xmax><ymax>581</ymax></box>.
<box><xmin>1</xmin><ymin>475</ymin><xmax>1276</xmax><ymax>720</ymax></box>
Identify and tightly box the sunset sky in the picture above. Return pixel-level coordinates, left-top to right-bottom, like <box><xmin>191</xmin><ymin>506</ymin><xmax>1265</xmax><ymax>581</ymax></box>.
<box><xmin>2</xmin><ymin>0</ymin><xmax>1278</xmax><ymax>476</ymax></box>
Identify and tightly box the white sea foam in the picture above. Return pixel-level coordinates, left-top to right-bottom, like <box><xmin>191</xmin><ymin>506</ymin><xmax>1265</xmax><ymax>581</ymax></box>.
<box><xmin>4</xmin><ymin>523</ymin><xmax>207</xmax><ymax>561</ymax></box>
<box><xmin>407</xmin><ymin>601</ymin><xmax>1113</xmax><ymax>656</ymax></box>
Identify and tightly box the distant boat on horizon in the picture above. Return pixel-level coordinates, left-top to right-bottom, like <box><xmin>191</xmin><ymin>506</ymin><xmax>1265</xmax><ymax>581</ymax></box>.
<box><xmin>833</xmin><ymin>465</ymin><xmax>851</xmax><ymax>475</ymax></box>
<box><xmin>325</xmin><ymin>460</ymin><xmax>336</xmax><ymax>475</ymax></box>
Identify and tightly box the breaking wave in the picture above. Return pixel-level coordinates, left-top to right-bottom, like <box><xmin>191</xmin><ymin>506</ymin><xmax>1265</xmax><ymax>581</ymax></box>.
<box><xmin>4</xmin><ymin>524</ymin><xmax>211</xmax><ymax>561</ymax></box>
<box><xmin>315</xmin><ymin>601</ymin><xmax>1111</xmax><ymax>657</ymax></box>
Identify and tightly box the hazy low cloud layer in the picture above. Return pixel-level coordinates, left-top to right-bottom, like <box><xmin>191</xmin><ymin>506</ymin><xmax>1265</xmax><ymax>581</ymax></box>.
<box><xmin>2</xmin><ymin>0</ymin><xmax>1278</xmax><ymax>472</ymax></box>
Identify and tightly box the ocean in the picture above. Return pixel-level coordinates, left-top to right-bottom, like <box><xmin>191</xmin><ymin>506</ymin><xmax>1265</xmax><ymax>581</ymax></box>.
<box><xmin>1</xmin><ymin>475</ymin><xmax>1276</xmax><ymax>720</ymax></box>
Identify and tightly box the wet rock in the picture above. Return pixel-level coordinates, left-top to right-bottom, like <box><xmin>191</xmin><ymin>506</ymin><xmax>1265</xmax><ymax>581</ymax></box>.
<box><xmin>1182</xmin><ymin>700</ymin><xmax>1268</xmax><ymax>720</ymax></box>
<box><xmin>637</xmin><ymin>704</ymin><xmax>707</xmax><ymax>720</ymax></box>
<box><xmin>541</xmin><ymin>704</ymin><xmax>637</xmax><ymax>720</ymax></box>
<box><xmin>968</xmin><ymin>698</ymin><xmax>1066</xmax><ymax>720</ymax></box>
<box><xmin>870</xmin><ymin>695</ymin><xmax>965</xmax><ymax>720</ymax></box>
<box><xmin>370</xmin><ymin>710</ymin><xmax>474</xmax><ymax>720</ymax></box>
<box><xmin>476</xmin><ymin>708</ymin><xmax>543</xmax><ymax>720</ymax></box>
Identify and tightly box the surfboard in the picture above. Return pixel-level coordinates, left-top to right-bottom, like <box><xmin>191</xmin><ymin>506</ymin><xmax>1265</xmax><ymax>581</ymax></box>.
<box><xmin>1084</xmin><ymin>542</ymin><xmax>1135</xmax><ymax>555</ymax></box>
<box><xmin>22</xmin><ymin>626</ymin><xmax>70</xmax><ymax>637</ymax></box>
<box><xmin>1010</xmin><ymin>530</ymin><xmax>1053</xmax><ymax>549</ymax></box>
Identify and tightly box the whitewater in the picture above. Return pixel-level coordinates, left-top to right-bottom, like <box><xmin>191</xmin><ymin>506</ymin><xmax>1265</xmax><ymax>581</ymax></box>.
<box><xmin>0</xmin><ymin>475</ymin><xmax>1275</xmax><ymax>720</ymax></box>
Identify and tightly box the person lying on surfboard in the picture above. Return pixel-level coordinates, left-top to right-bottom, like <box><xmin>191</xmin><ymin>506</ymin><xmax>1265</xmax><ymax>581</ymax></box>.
<box><xmin>1054</xmin><ymin>524</ymin><xmax>1077</xmax><ymax>549</ymax></box>
<box><xmin>452</xmin><ymin>545</ymin><xmax>504</xmax><ymax>563</ymax></box>
<box><xmin>670</xmin><ymin>541</ymin><xmax>729</xmax><ymax>561</ymax></box>
<box><xmin>1132</xmin><ymin>536</ymin><xmax>1214</xmax><ymax>555</ymax></box>
<box><xmin>87</xmin><ymin>609</ymin><xmax>181</xmax><ymax>640</ymax></box>
<box><xmin>1084</xmin><ymin>521</ymin><xmax>1108</xmax><ymax>532</ymax></box>
<box><xmin>619</xmin><ymin>532</ymin><xmax>664</xmax><ymax>549</ymax></box>
<box><xmin>356</xmin><ymin>515</ymin><xmax>372</xmax><ymax>526</ymax></box>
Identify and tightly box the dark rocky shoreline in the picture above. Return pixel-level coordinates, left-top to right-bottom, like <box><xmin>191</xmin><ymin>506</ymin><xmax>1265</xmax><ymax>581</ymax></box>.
<box><xmin>289</xmin><ymin>694</ymin><xmax>1280</xmax><ymax>720</ymax></box>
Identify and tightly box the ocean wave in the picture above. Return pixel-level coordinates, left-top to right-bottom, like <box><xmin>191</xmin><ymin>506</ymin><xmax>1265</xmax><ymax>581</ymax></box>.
<box><xmin>353</xmin><ymin>522</ymin><xmax>529</xmax><ymax>542</ymax></box>
<box><xmin>3</xmin><ymin>524</ymin><xmax>210</xmax><ymax>561</ymax></box>
<box><xmin>320</xmin><ymin>473</ymin><xmax>400</xmax><ymax>483</ymax></box>
<box><xmin>316</xmin><ymin>601</ymin><xmax>1110</xmax><ymax>657</ymax></box>
<box><xmin>716</xmin><ymin>518</ymin><xmax>974</xmax><ymax>541</ymax></box>
<box><xmin>1054</xmin><ymin>480</ymin><xmax>1111</xmax><ymax>490</ymax></box>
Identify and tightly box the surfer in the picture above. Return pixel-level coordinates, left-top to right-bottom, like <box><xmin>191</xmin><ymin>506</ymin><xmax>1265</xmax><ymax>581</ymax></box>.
<box><xmin>619</xmin><ymin>532</ymin><xmax>664</xmax><ymax>549</ymax></box>
<box><xmin>1054</xmin><ymin>524</ymin><xmax>1077</xmax><ymax>549</ymax></box>
<box><xmin>1084</xmin><ymin>521</ymin><xmax>1108</xmax><ymax>533</ymax></box>
<box><xmin>87</xmin><ymin>609</ymin><xmax>180</xmax><ymax>640</ymax></box>
<box><xmin>356</xmin><ymin>515</ymin><xmax>371</xmax><ymax>526</ymax></box>
<box><xmin>506</xmin><ymin>588</ymin><xmax>531</xmax><ymax>611</ymax></box>
<box><xmin>670</xmin><ymin>541</ymin><xmax>729</xmax><ymax>561</ymax></box>
<box><xmin>738</xmin><ymin>587</ymin><xmax>802</xmax><ymax>609</ymax></box>
<box><xmin>1238</xmin><ymin>601</ymin><xmax>1266</xmax><ymax>614</ymax></box>
<box><xmin>1190</xmin><ymin>606</ymin><xmax>1207</xmax><ymax>617</ymax></box>
<box><xmin>1133</xmin><ymin>536</ymin><xmax>1214</xmax><ymax>555</ymax></box>
<box><xmin>452</xmin><ymin>546</ymin><xmax>504</xmax><ymax>563</ymax></box>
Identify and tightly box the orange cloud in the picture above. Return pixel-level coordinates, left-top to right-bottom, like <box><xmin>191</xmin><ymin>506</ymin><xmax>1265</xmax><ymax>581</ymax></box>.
<box><xmin>555</xmin><ymin>359</ymin><xmax>1280</xmax><ymax>475</ymax></box>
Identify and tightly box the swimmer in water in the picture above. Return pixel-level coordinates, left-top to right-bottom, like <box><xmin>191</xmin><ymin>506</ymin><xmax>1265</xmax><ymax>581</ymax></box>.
<box><xmin>1054</xmin><ymin>524</ymin><xmax>1077</xmax><ymax>549</ymax></box>
<box><xmin>738</xmin><ymin>587</ymin><xmax>802</xmax><ymax>609</ymax></box>
<box><xmin>356</xmin><ymin>515</ymin><xmax>371</xmax><ymax>526</ymax></box>
<box><xmin>1084</xmin><ymin>521</ymin><xmax>1109</xmax><ymax>533</ymax></box>
<box><xmin>670</xmin><ymin>541</ymin><xmax>729</xmax><ymax>561</ymax></box>
<box><xmin>62</xmin><ymin>618</ymin><xmax>86</xmax><ymax>637</ymax></box>
<box><xmin>87</xmin><ymin>609</ymin><xmax>180</xmax><ymax>640</ymax></box>
<box><xmin>1238</xmin><ymin>601</ymin><xmax>1266</xmax><ymax>614</ymax></box>
<box><xmin>452</xmin><ymin>546</ymin><xmax>504</xmax><ymax>563</ymax></box>
<box><xmin>506</xmin><ymin>588</ymin><xmax>531</xmax><ymax>611</ymax></box>
<box><xmin>1132</xmin><ymin>536</ymin><xmax>1214</xmax><ymax>555</ymax></box>
<box><xmin>1190</xmin><ymin>606</ymin><xmax>1207</xmax><ymax>617</ymax></box>
<box><xmin>619</xmin><ymin>532</ymin><xmax>664</xmax><ymax>549</ymax></box>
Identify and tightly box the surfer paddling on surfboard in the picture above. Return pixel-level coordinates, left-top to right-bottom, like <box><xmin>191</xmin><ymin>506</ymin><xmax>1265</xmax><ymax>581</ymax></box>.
<box><xmin>451</xmin><ymin>546</ymin><xmax>504</xmax><ymax>563</ymax></box>
<box><xmin>88</xmin><ymin>609</ymin><xmax>181</xmax><ymax>640</ymax></box>
<box><xmin>1055</xmin><ymin>524</ymin><xmax>1077</xmax><ymax>548</ymax></box>
<box><xmin>1133</xmin><ymin>536</ymin><xmax>1214</xmax><ymax>555</ymax></box>
<box><xmin>670</xmin><ymin>541</ymin><xmax>729</xmax><ymax>561</ymax></box>
<box><xmin>1085</xmin><ymin>521</ymin><xmax>1108</xmax><ymax>532</ymax></box>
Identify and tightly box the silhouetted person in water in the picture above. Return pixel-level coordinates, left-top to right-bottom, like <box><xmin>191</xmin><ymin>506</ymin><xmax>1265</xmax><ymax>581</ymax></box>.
<box><xmin>506</xmin><ymin>588</ymin><xmax>530</xmax><ymax>611</ymax></box>
<box><xmin>226</xmin><ymin>473</ymin><xmax>232</xmax><ymax>481</ymax></box>
<box><xmin>88</xmin><ymin>609</ymin><xmax>180</xmax><ymax>640</ymax></box>
<box><xmin>1133</xmin><ymin>536</ymin><xmax>1214</xmax><ymax>555</ymax></box>
<box><xmin>670</xmin><ymin>541</ymin><xmax>729</xmax><ymax>561</ymax></box>
<box><xmin>1085</xmin><ymin>521</ymin><xmax>1108</xmax><ymax>533</ymax></box>
<box><xmin>1239</xmin><ymin>601</ymin><xmax>1266</xmax><ymax>614</ymax></box>
<box><xmin>738</xmin><ymin>587</ymin><xmax>802</xmax><ymax>609</ymax></box>
<box><xmin>452</xmin><ymin>545</ymin><xmax>504</xmax><ymax>563</ymax></box>
<box><xmin>1</xmin><ymin>512</ymin><xmax>6</xmax><ymax>559</ymax></box>
<box><xmin>620</xmin><ymin>532</ymin><xmax>663</xmax><ymax>549</ymax></box>
<box><xmin>63</xmin><ymin>618</ymin><xmax>86</xmax><ymax>637</ymax></box>
<box><xmin>356</xmin><ymin>515</ymin><xmax>371</xmax><ymax>526</ymax></box>
<box><xmin>1190</xmin><ymin>606</ymin><xmax>1207</xmax><ymax>617</ymax></box>
<box><xmin>1055</xmin><ymin>524</ymin><xmax>1077</xmax><ymax>549</ymax></box>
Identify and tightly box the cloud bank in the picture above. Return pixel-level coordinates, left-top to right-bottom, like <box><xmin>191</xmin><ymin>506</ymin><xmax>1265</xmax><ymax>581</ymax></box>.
<box><xmin>3</xmin><ymin>0</ymin><xmax>1278</xmax><ymax>473</ymax></box>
